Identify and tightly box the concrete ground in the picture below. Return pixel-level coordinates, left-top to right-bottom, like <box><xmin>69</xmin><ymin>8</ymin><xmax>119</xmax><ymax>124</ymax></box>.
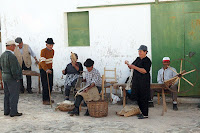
<box><xmin>0</xmin><ymin>89</ymin><xmax>200</xmax><ymax>133</ymax></box>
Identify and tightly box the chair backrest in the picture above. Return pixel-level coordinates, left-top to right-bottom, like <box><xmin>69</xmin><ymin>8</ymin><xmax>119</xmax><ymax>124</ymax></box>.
<box><xmin>101</xmin><ymin>75</ymin><xmax>105</xmax><ymax>100</ymax></box>
<box><xmin>104</xmin><ymin>67</ymin><xmax>117</xmax><ymax>83</ymax></box>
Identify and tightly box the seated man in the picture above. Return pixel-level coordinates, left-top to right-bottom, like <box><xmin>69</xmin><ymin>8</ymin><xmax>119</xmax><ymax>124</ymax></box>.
<box><xmin>62</xmin><ymin>53</ymin><xmax>83</xmax><ymax>100</ymax></box>
<box><xmin>68</xmin><ymin>58</ymin><xmax>102</xmax><ymax>116</ymax></box>
<box><xmin>149</xmin><ymin>57</ymin><xmax>178</xmax><ymax>111</ymax></box>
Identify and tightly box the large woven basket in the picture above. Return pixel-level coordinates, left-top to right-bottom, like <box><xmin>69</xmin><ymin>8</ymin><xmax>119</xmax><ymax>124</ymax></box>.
<box><xmin>87</xmin><ymin>100</ymin><xmax>108</xmax><ymax>118</ymax></box>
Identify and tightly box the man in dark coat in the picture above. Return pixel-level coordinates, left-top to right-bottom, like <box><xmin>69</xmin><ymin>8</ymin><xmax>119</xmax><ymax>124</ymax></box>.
<box><xmin>0</xmin><ymin>40</ymin><xmax>23</xmax><ymax>117</ymax></box>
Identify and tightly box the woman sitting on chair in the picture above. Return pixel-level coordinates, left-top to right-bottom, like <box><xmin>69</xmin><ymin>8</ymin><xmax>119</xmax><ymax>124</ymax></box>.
<box><xmin>62</xmin><ymin>53</ymin><xmax>83</xmax><ymax>100</ymax></box>
<box><xmin>68</xmin><ymin>58</ymin><xmax>102</xmax><ymax>116</ymax></box>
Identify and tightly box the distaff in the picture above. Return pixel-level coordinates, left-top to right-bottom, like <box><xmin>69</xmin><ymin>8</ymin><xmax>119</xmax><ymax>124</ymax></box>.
<box><xmin>125</xmin><ymin>45</ymin><xmax>152</xmax><ymax>119</ymax></box>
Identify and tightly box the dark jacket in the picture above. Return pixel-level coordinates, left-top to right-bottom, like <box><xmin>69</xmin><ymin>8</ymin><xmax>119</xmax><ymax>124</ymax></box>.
<box><xmin>0</xmin><ymin>51</ymin><xmax>22</xmax><ymax>81</ymax></box>
<box><xmin>63</xmin><ymin>62</ymin><xmax>83</xmax><ymax>75</ymax></box>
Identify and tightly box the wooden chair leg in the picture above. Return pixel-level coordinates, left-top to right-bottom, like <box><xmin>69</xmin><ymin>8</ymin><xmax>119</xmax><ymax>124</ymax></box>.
<box><xmin>161</xmin><ymin>89</ymin><xmax>167</xmax><ymax>116</ymax></box>
<box><xmin>157</xmin><ymin>93</ymin><xmax>160</xmax><ymax>105</ymax></box>
<box><xmin>110</xmin><ymin>86</ymin><xmax>112</xmax><ymax>102</ymax></box>
<box><xmin>123</xmin><ymin>88</ymin><xmax>126</xmax><ymax>108</ymax></box>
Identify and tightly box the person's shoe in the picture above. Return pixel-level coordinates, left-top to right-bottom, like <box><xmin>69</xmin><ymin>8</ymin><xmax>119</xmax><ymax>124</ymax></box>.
<box><xmin>27</xmin><ymin>90</ymin><xmax>33</xmax><ymax>94</ymax></box>
<box><xmin>43</xmin><ymin>101</ymin><xmax>50</xmax><ymax>105</ymax></box>
<box><xmin>65</xmin><ymin>97</ymin><xmax>69</xmax><ymax>101</ymax></box>
<box><xmin>148</xmin><ymin>101</ymin><xmax>154</xmax><ymax>108</ymax></box>
<box><xmin>173</xmin><ymin>104</ymin><xmax>178</xmax><ymax>111</ymax></box>
<box><xmin>138</xmin><ymin>114</ymin><xmax>148</xmax><ymax>119</ymax></box>
<box><xmin>84</xmin><ymin>109</ymin><xmax>90</xmax><ymax>116</ymax></box>
<box><xmin>197</xmin><ymin>103</ymin><xmax>200</xmax><ymax>108</ymax></box>
<box><xmin>68</xmin><ymin>107</ymin><xmax>79</xmax><ymax>116</ymax></box>
<box><xmin>10</xmin><ymin>112</ymin><xmax>23</xmax><ymax>117</ymax></box>
<box><xmin>136</xmin><ymin>114</ymin><xmax>143</xmax><ymax>118</ymax></box>
<box><xmin>4</xmin><ymin>113</ymin><xmax>9</xmax><ymax>116</ymax></box>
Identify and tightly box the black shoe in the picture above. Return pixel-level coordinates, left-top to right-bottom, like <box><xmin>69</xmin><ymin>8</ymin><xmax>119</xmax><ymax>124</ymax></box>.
<box><xmin>4</xmin><ymin>113</ymin><xmax>9</xmax><ymax>116</ymax></box>
<box><xmin>137</xmin><ymin>114</ymin><xmax>143</xmax><ymax>118</ymax></box>
<box><xmin>138</xmin><ymin>114</ymin><xmax>148</xmax><ymax>119</ymax></box>
<box><xmin>65</xmin><ymin>97</ymin><xmax>69</xmax><ymax>101</ymax></box>
<box><xmin>27</xmin><ymin>90</ymin><xmax>33</xmax><ymax>94</ymax></box>
<box><xmin>84</xmin><ymin>109</ymin><xmax>90</xmax><ymax>116</ymax></box>
<box><xmin>10</xmin><ymin>112</ymin><xmax>23</xmax><ymax>117</ymax></box>
<box><xmin>68</xmin><ymin>107</ymin><xmax>79</xmax><ymax>116</ymax></box>
<box><xmin>198</xmin><ymin>104</ymin><xmax>200</xmax><ymax>108</ymax></box>
<box><xmin>149</xmin><ymin>101</ymin><xmax>154</xmax><ymax>108</ymax></box>
<box><xmin>173</xmin><ymin>104</ymin><xmax>178</xmax><ymax>111</ymax></box>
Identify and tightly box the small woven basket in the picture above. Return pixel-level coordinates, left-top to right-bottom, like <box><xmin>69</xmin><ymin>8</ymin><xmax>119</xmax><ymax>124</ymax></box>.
<box><xmin>86</xmin><ymin>75</ymin><xmax>108</xmax><ymax>118</ymax></box>
<box><xmin>87</xmin><ymin>100</ymin><xmax>108</xmax><ymax>118</ymax></box>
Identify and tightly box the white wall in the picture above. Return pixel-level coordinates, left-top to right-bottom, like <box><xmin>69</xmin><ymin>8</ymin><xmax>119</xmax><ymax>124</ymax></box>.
<box><xmin>0</xmin><ymin>0</ymin><xmax>151</xmax><ymax>90</ymax></box>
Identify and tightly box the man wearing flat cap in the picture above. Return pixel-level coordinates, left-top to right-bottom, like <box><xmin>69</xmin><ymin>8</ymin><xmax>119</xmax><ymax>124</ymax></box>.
<box><xmin>68</xmin><ymin>58</ymin><xmax>102</xmax><ymax>116</ymax></box>
<box><xmin>14</xmin><ymin>37</ymin><xmax>39</xmax><ymax>94</ymax></box>
<box><xmin>149</xmin><ymin>57</ymin><xmax>178</xmax><ymax>111</ymax></box>
<box><xmin>0</xmin><ymin>40</ymin><xmax>23</xmax><ymax>117</ymax></box>
<box><xmin>39</xmin><ymin>38</ymin><xmax>55</xmax><ymax>105</ymax></box>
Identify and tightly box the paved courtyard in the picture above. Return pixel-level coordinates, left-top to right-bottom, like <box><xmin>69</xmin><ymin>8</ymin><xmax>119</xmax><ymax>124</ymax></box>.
<box><xmin>0</xmin><ymin>90</ymin><xmax>199</xmax><ymax>133</ymax></box>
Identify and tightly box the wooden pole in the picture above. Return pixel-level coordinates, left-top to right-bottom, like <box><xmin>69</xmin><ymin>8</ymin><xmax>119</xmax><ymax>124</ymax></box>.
<box><xmin>47</xmin><ymin>74</ymin><xmax>52</xmax><ymax>108</ymax></box>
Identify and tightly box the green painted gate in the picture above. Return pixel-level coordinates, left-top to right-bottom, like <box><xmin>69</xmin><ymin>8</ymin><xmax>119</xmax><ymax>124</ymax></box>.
<box><xmin>151</xmin><ymin>1</ymin><xmax>200</xmax><ymax>96</ymax></box>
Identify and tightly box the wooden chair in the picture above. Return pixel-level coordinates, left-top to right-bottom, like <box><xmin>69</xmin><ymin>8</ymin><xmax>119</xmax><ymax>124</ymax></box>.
<box><xmin>103</xmin><ymin>67</ymin><xmax>118</xmax><ymax>101</ymax></box>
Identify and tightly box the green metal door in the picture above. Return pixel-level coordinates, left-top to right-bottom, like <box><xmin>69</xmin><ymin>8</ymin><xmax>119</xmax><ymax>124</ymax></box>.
<box><xmin>151</xmin><ymin>2</ymin><xmax>200</xmax><ymax>96</ymax></box>
<box><xmin>151</xmin><ymin>3</ymin><xmax>185</xmax><ymax>86</ymax></box>
<box><xmin>183</xmin><ymin>13</ymin><xmax>200</xmax><ymax>96</ymax></box>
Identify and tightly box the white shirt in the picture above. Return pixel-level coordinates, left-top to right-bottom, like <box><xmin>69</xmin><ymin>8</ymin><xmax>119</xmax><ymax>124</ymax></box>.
<box><xmin>6</xmin><ymin>50</ymin><xmax>14</xmax><ymax>54</ymax></box>
<box><xmin>157</xmin><ymin>66</ymin><xmax>178</xmax><ymax>84</ymax></box>
<box><xmin>17</xmin><ymin>45</ymin><xmax>36</xmax><ymax>58</ymax></box>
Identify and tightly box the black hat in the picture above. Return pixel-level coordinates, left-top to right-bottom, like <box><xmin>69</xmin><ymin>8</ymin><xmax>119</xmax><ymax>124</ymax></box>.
<box><xmin>138</xmin><ymin>45</ymin><xmax>148</xmax><ymax>51</ymax></box>
<box><xmin>84</xmin><ymin>58</ymin><xmax>94</xmax><ymax>67</ymax></box>
<box><xmin>45</xmin><ymin>38</ymin><xmax>55</xmax><ymax>44</ymax></box>
<box><xmin>15</xmin><ymin>37</ymin><xmax>23</xmax><ymax>44</ymax></box>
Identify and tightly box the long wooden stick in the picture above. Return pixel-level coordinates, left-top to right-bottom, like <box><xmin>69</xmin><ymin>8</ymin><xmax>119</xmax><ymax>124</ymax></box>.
<box><xmin>172</xmin><ymin>77</ymin><xmax>179</xmax><ymax>86</ymax></box>
<box><xmin>182</xmin><ymin>76</ymin><xmax>194</xmax><ymax>87</ymax></box>
<box><xmin>178</xmin><ymin>78</ymin><xmax>181</xmax><ymax>92</ymax></box>
<box><xmin>168</xmin><ymin>66</ymin><xmax>178</xmax><ymax>74</ymax></box>
<box><xmin>182</xmin><ymin>69</ymin><xmax>196</xmax><ymax>76</ymax></box>
<box><xmin>180</xmin><ymin>59</ymin><xmax>183</xmax><ymax>73</ymax></box>
<box><xmin>47</xmin><ymin>74</ymin><xmax>52</xmax><ymax>108</ymax></box>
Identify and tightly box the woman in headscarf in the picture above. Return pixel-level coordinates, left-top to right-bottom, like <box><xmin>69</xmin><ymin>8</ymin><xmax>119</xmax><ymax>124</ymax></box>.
<box><xmin>62</xmin><ymin>53</ymin><xmax>83</xmax><ymax>100</ymax></box>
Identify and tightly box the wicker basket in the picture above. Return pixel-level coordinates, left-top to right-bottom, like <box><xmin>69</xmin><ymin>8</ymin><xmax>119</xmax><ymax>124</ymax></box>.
<box><xmin>87</xmin><ymin>100</ymin><xmax>108</xmax><ymax>118</ymax></box>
